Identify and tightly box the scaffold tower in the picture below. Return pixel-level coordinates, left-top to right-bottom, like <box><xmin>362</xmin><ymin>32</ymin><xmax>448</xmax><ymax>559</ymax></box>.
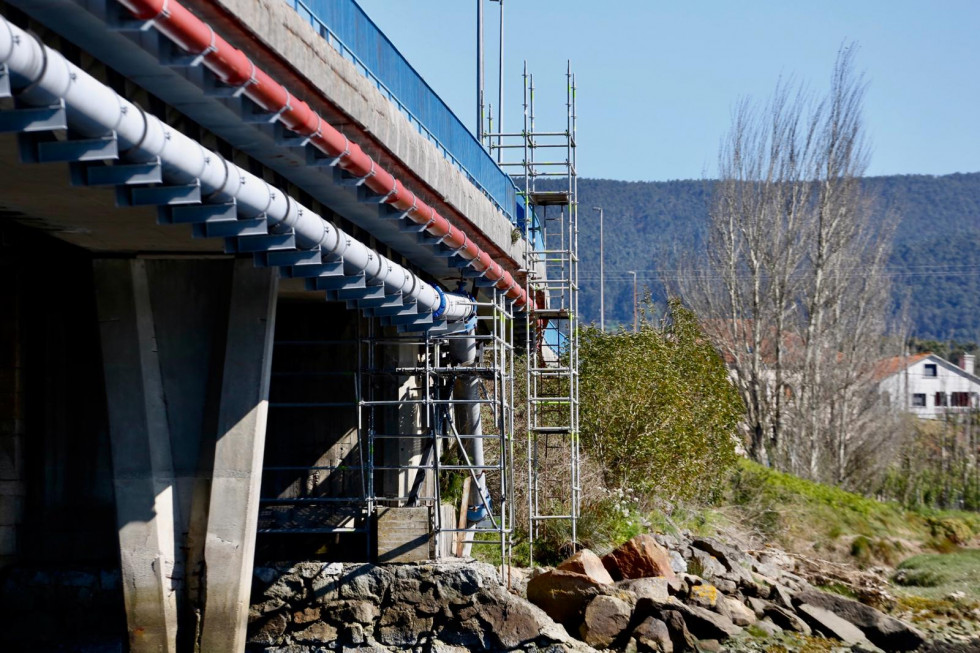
<box><xmin>257</xmin><ymin>289</ymin><xmax>516</xmax><ymax>574</ymax></box>
<box><xmin>487</xmin><ymin>62</ymin><xmax>580</xmax><ymax>561</ymax></box>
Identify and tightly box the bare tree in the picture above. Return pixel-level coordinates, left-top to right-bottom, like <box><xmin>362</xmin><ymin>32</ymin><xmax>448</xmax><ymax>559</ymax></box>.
<box><xmin>679</xmin><ymin>45</ymin><xmax>897</xmax><ymax>483</ymax></box>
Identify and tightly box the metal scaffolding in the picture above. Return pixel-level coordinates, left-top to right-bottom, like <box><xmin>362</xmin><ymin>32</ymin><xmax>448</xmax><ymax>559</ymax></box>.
<box><xmin>259</xmin><ymin>290</ymin><xmax>515</xmax><ymax>571</ymax></box>
<box><xmin>486</xmin><ymin>62</ymin><xmax>580</xmax><ymax>561</ymax></box>
<box><xmin>359</xmin><ymin>289</ymin><xmax>516</xmax><ymax>571</ymax></box>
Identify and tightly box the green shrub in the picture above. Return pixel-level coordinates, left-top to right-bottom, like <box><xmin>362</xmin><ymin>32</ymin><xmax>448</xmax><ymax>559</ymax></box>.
<box><xmin>893</xmin><ymin>568</ymin><xmax>943</xmax><ymax>588</ymax></box>
<box><xmin>579</xmin><ymin>300</ymin><xmax>742</xmax><ymax>504</ymax></box>
<box><xmin>927</xmin><ymin>517</ymin><xmax>973</xmax><ymax>545</ymax></box>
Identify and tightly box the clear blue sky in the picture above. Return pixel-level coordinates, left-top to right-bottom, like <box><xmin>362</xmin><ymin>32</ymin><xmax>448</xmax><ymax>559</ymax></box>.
<box><xmin>355</xmin><ymin>0</ymin><xmax>979</xmax><ymax>182</ymax></box>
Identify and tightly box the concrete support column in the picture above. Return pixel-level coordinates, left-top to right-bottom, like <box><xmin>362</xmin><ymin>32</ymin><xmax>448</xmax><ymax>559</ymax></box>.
<box><xmin>94</xmin><ymin>258</ymin><xmax>277</xmax><ymax>653</ymax></box>
<box><xmin>94</xmin><ymin>259</ymin><xmax>180</xmax><ymax>653</ymax></box>
<box><xmin>200</xmin><ymin>259</ymin><xmax>277</xmax><ymax>651</ymax></box>
<box><xmin>383</xmin><ymin>342</ymin><xmax>425</xmax><ymax>503</ymax></box>
<box><xmin>0</xmin><ymin>267</ymin><xmax>25</xmax><ymax>569</ymax></box>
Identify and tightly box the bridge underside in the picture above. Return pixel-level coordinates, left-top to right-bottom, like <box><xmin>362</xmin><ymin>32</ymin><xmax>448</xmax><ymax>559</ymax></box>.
<box><xmin>0</xmin><ymin>1</ymin><xmax>527</xmax><ymax>650</ymax></box>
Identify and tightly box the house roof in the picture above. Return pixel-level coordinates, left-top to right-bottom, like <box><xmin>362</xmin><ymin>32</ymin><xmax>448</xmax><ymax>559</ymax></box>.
<box><xmin>873</xmin><ymin>352</ymin><xmax>980</xmax><ymax>385</ymax></box>
<box><xmin>872</xmin><ymin>353</ymin><xmax>932</xmax><ymax>381</ymax></box>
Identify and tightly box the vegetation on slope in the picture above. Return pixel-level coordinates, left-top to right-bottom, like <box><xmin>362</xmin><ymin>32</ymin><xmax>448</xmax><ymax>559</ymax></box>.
<box><xmin>572</xmin><ymin>172</ymin><xmax>980</xmax><ymax>340</ymax></box>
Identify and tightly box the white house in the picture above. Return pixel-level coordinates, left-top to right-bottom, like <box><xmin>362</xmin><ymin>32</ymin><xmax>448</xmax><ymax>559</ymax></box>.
<box><xmin>877</xmin><ymin>353</ymin><xmax>980</xmax><ymax>418</ymax></box>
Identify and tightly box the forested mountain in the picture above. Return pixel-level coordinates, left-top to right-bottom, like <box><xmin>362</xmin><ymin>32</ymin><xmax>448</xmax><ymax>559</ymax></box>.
<box><xmin>568</xmin><ymin>172</ymin><xmax>980</xmax><ymax>340</ymax></box>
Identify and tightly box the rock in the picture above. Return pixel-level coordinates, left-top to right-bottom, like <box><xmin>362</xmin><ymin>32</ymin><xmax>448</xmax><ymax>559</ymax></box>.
<box><xmin>559</xmin><ymin>549</ymin><xmax>616</xmax><ymax>586</ymax></box>
<box><xmin>248</xmin><ymin>611</ymin><xmax>288</xmax><ymax>645</ymax></box>
<box><xmin>327</xmin><ymin>599</ymin><xmax>380</xmax><ymax>625</ymax></box>
<box><xmin>687</xmin><ymin>583</ymin><xmax>719</xmax><ymax>609</ymax></box>
<box><xmin>580</xmin><ymin>594</ymin><xmax>633</xmax><ymax>649</ymax></box>
<box><xmin>617</xmin><ymin>578</ymin><xmax>670</xmax><ymax>604</ymax></box>
<box><xmin>796</xmin><ymin>603</ymin><xmax>873</xmax><ymax>647</ymax></box>
<box><xmin>250</xmin><ymin>597</ymin><xmax>286</xmax><ymax>619</ymax></box>
<box><xmin>746</xmin><ymin>596</ymin><xmax>769</xmax><ymax>619</ymax></box>
<box><xmin>264</xmin><ymin>573</ymin><xmax>307</xmax><ymax>603</ymax></box>
<box><xmin>763</xmin><ymin>605</ymin><xmax>811</xmax><ymax>635</ymax></box>
<box><xmin>711</xmin><ymin>577</ymin><xmax>737</xmax><ymax>594</ymax></box>
<box><xmin>752</xmin><ymin>618</ymin><xmax>782</xmax><ymax>636</ymax></box>
<box><xmin>526</xmin><ymin>569</ymin><xmax>604</xmax><ymax>630</ymax></box>
<box><xmin>668</xmin><ymin>551</ymin><xmax>688</xmax><ymax>575</ymax></box>
<box><xmin>292</xmin><ymin>607</ymin><xmax>321</xmax><ymax>624</ymax></box>
<box><xmin>507</xmin><ymin>565</ymin><xmax>533</xmax><ymax>597</ymax></box>
<box><xmin>603</xmin><ymin>534</ymin><xmax>679</xmax><ymax>583</ymax></box>
<box><xmin>717</xmin><ymin>597</ymin><xmax>756</xmax><ymax>627</ymax></box>
<box><xmin>661</xmin><ymin>610</ymin><xmax>699</xmax><ymax>653</ymax></box>
<box><xmin>376</xmin><ymin>604</ymin><xmax>432</xmax><ymax>647</ymax></box>
<box><xmin>633</xmin><ymin>616</ymin><xmax>673</xmax><ymax>653</ymax></box>
<box><xmin>690</xmin><ymin>537</ymin><xmax>754</xmax><ymax>583</ymax></box>
<box><xmin>771</xmin><ymin>583</ymin><xmax>795</xmax><ymax>609</ymax></box>
<box><xmin>698</xmin><ymin>640</ymin><xmax>722</xmax><ymax>652</ymax></box>
<box><xmin>473</xmin><ymin>590</ymin><xmax>578</xmax><ymax>650</ymax></box>
<box><xmin>688</xmin><ymin>548</ymin><xmax>726</xmax><ymax>579</ymax></box>
<box><xmin>337</xmin><ymin>564</ymin><xmax>388</xmax><ymax>602</ymax></box>
<box><xmin>671</xmin><ymin>602</ymin><xmax>742</xmax><ymax>640</ymax></box>
<box><xmin>293</xmin><ymin>621</ymin><xmax>339</xmax><ymax>643</ymax></box>
<box><xmin>794</xmin><ymin>589</ymin><xmax>925</xmax><ymax>651</ymax></box>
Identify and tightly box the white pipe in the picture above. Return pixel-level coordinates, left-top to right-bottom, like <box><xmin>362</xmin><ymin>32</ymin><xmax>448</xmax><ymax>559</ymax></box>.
<box><xmin>450</xmin><ymin>332</ymin><xmax>489</xmax><ymax>541</ymax></box>
<box><xmin>0</xmin><ymin>13</ymin><xmax>475</xmax><ymax>325</ymax></box>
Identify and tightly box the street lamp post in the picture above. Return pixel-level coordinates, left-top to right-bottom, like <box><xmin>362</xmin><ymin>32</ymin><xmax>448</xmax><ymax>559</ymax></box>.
<box><xmin>592</xmin><ymin>206</ymin><xmax>604</xmax><ymax>332</ymax></box>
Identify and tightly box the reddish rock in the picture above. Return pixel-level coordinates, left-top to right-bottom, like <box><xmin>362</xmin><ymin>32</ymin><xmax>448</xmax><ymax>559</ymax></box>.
<box><xmin>602</xmin><ymin>534</ymin><xmax>679</xmax><ymax>583</ymax></box>
<box><xmin>557</xmin><ymin>549</ymin><xmax>615</xmax><ymax>585</ymax></box>
<box><xmin>526</xmin><ymin>569</ymin><xmax>604</xmax><ymax>630</ymax></box>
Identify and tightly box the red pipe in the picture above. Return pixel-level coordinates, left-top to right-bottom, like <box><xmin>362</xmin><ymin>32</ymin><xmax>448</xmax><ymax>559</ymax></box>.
<box><xmin>115</xmin><ymin>0</ymin><xmax>529</xmax><ymax>309</ymax></box>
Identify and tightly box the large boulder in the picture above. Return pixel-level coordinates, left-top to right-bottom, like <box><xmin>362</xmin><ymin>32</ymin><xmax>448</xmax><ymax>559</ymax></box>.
<box><xmin>796</xmin><ymin>603</ymin><xmax>873</xmax><ymax>647</ymax></box>
<box><xmin>632</xmin><ymin>616</ymin><xmax>673</xmax><ymax>653</ymax></box>
<box><xmin>763</xmin><ymin>605</ymin><xmax>811</xmax><ymax>635</ymax></box>
<box><xmin>660</xmin><ymin>610</ymin><xmax>698</xmax><ymax>653</ymax></box>
<box><xmin>669</xmin><ymin>602</ymin><xmax>741</xmax><ymax>641</ymax></box>
<box><xmin>717</xmin><ymin>597</ymin><xmax>756</xmax><ymax>627</ymax></box>
<box><xmin>690</xmin><ymin>537</ymin><xmax>754</xmax><ymax>584</ymax></box>
<box><xmin>794</xmin><ymin>589</ymin><xmax>925</xmax><ymax>651</ymax></box>
<box><xmin>616</xmin><ymin>578</ymin><xmax>670</xmax><ymax>604</ymax></box>
<box><xmin>602</xmin><ymin>535</ymin><xmax>679</xmax><ymax>583</ymax></box>
<box><xmin>526</xmin><ymin>569</ymin><xmax>605</xmax><ymax>630</ymax></box>
<box><xmin>558</xmin><ymin>549</ymin><xmax>615</xmax><ymax>586</ymax></box>
<box><xmin>580</xmin><ymin>594</ymin><xmax>633</xmax><ymax>649</ymax></box>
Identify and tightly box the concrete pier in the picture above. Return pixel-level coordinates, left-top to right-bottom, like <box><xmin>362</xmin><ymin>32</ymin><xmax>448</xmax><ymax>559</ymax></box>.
<box><xmin>94</xmin><ymin>258</ymin><xmax>277</xmax><ymax>652</ymax></box>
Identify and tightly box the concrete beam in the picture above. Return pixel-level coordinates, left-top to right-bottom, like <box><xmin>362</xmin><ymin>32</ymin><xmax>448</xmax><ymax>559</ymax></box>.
<box><xmin>94</xmin><ymin>259</ymin><xmax>180</xmax><ymax>653</ymax></box>
<box><xmin>200</xmin><ymin>259</ymin><xmax>277</xmax><ymax>651</ymax></box>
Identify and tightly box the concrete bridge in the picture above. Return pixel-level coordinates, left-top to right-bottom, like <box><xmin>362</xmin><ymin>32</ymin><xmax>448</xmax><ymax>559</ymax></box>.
<box><xmin>0</xmin><ymin>0</ymin><xmax>578</xmax><ymax>650</ymax></box>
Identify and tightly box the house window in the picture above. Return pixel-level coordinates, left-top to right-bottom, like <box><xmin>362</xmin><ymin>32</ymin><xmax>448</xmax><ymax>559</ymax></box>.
<box><xmin>952</xmin><ymin>392</ymin><xmax>971</xmax><ymax>407</ymax></box>
<box><xmin>912</xmin><ymin>393</ymin><xmax>927</xmax><ymax>407</ymax></box>
<box><xmin>935</xmin><ymin>392</ymin><xmax>948</xmax><ymax>406</ymax></box>
<box><xmin>924</xmin><ymin>364</ymin><xmax>938</xmax><ymax>377</ymax></box>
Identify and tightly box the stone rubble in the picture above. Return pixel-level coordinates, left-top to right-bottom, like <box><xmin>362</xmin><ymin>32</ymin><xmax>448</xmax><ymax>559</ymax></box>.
<box><xmin>247</xmin><ymin>560</ymin><xmax>595</xmax><ymax>652</ymax></box>
<box><xmin>245</xmin><ymin>530</ymin><xmax>937</xmax><ymax>653</ymax></box>
<box><xmin>522</xmin><ymin>532</ymin><xmax>928</xmax><ymax>652</ymax></box>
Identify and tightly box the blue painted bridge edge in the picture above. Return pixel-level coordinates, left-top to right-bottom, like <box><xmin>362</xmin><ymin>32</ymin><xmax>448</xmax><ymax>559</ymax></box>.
<box><xmin>284</xmin><ymin>0</ymin><xmax>527</xmax><ymax>228</ymax></box>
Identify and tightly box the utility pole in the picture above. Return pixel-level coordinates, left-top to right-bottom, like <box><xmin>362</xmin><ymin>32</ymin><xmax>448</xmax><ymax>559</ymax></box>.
<box><xmin>593</xmin><ymin>206</ymin><xmax>604</xmax><ymax>331</ymax></box>
<box><xmin>492</xmin><ymin>0</ymin><xmax>503</xmax><ymax>162</ymax></box>
<box><xmin>629</xmin><ymin>270</ymin><xmax>637</xmax><ymax>332</ymax></box>
<box><xmin>476</xmin><ymin>0</ymin><xmax>484</xmax><ymax>142</ymax></box>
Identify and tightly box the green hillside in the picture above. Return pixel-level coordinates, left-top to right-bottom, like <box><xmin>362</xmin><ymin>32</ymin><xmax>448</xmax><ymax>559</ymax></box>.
<box><xmin>571</xmin><ymin>172</ymin><xmax>980</xmax><ymax>340</ymax></box>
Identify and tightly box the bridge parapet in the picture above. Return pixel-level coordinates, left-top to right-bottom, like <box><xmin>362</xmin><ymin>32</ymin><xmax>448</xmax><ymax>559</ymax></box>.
<box><xmin>184</xmin><ymin>0</ymin><xmax>529</xmax><ymax>273</ymax></box>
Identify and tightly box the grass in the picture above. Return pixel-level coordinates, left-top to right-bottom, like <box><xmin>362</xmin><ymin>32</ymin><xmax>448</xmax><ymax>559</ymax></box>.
<box><xmin>725</xmin><ymin>459</ymin><xmax>980</xmax><ymax>564</ymax></box>
<box><xmin>893</xmin><ymin>549</ymin><xmax>980</xmax><ymax>600</ymax></box>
